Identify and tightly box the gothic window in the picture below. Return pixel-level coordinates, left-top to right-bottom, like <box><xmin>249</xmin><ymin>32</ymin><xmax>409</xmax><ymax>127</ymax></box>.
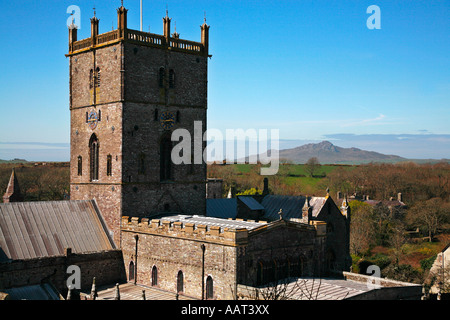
<box><xmin>106</xmin><ymin>154</ymin><xmax>112</xmax><ymax>176</ymax></box>
<box><xmin>158</xmin><ymin>67</ymin><xmax>165</xmax><ymax>88</ymax></box>
<box><xmin>151</xmin><ymin>266</ymin><xmax>158</xmax><ymax>286</ymax></box>
<box><xmin>160</xmin><ymin>134</ymin><xmax>172</xmax><ymax>181</ymax></box>
<box><xmin>98</xmin><ymin>109</ymin><xmax>101</xmax><ymax>121</ymax></box>
<box><xmin>176</xmin><ymin>110</ymin><xmax>180</xmax><ymax>123</ymax></box>
<box><xmin>77</xmin><ymin>156</ymin><xmax>82</xmax><ymax>176</ymax></box>
<box><xmin>169</xmin><ymin>69</ymin><xmax>175</xmax><ymax>88</ymax></box>
<box><xmin>138</xmin><ymin>153</ymin><xmax>146</xmax><ymax>175</ymax></box>
<box><xmin>154</xmin><ymin>109</ymin><xmax>159</xmax><ymax>121</ymax></box>
<box><xmin>205</xmin><ymin>276</ymin><xmax>213</xmax><ymax>299</ymax></box>
<box><xmin>85</xmin><ymin>112</ymin><xmax>88</xmax><ymax>123</ymax></box>
<box><xmin>177</xmin><ymin>271</ymin><xmax>184</xmax><ymax>293</ymax></box>
<box><xmin>89</xmin><ymin>134</ymin><xmax>99</xmax><ymax>181</ymax></box>
<box><xmin>128</xmin><ymin>261</ymin><xmax>135</xmax><ymax>281</ymax></box>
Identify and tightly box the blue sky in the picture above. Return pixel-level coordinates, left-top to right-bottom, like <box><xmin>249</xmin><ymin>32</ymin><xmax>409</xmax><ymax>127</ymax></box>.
<box><xmin>0</xmin><ymin>0</ymin><xmax>449</xmax><ymax>161</ymax></box>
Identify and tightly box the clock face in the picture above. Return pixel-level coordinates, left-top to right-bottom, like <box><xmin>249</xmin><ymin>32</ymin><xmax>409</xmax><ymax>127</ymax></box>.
<box><xmin>160</xmin><ymin>111</ymin><xmax>175</xmax><ymax>130</ymax></box>
<box><xmin>87</xmin><ymin>111</ymin><xmax>98</xmax><ymax>130</ymax></box>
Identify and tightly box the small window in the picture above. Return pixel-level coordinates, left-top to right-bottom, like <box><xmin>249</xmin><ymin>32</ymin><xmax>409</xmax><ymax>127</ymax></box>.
<box><xmin>106</xmin><ymin>154</ymin><xmax>112</xmax><ymax>176</ymax></box>
<box><xmin>159</xmin><ymin>67</ymin><xmax>165</xmax><ymax>88</ymax></box>
<box><xmin>129</xmin><ymin>261</ymin><xmax>135</xmax><ymax>282</ymax></box>
<box><xmin>138</xmin><ymin>153</ymin><xmax>146</xmax><ymax>175</ymax></box>
<box><xmin>176</xmin><ymin>110</ymin><xmax>180</xmax><ymax>123</ymax></box>
<box><xmin>151</xmin><ymin>266</ymin><xmax>158</xmax><ymax>286</ymax></box>
<box><xmin>154</xmin><ymin>109</ymin><xmax>158</xmax><ymax>121</ymax></box>
<box><xmin>169</xmin><ymin>69</ymin><xmax>175</xmax><ymax>88</ymax></box>
<box><xmin>206</xmin><ymin>276</ymin><xmax>213</xmax><ymax>299</ymax></box>
<box><xmin>77</xmin><ymin>156</ymin><xmax>82</xmax><ymax>176</ymax></box>
<box><xmin>98</xmin><ymin>109</ymin><xmax>101</xmax><ymax>121</ymax></box>
<box><xmin>177</xmin><ymin>271</ymin><xmax>184</xmax><ymax>293</ymax></box>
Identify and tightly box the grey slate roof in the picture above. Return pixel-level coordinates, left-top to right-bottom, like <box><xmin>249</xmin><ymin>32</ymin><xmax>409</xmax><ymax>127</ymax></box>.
<box><xmin>0</xmin><ymin>200</ymin><xmax>115</xmax><ymax>262</ymax></box>
<box><xmin>261</xmin><ymin>195</ymin><xmax>327</xmax><ymax>221</ymax></box>
<box><xmin>206</xmin><ymin>198</ymin><xmax>237</xmax><ymax>219</ymax></box>
<box><xmin>3</xmin><ymin>283</ymin><xmax>62</xmax><ymax>300</ymax></box>
<box><xmin>238</xmin><ymin>196</ymin><xmax>265</xmax><ymax>210</ymax></box>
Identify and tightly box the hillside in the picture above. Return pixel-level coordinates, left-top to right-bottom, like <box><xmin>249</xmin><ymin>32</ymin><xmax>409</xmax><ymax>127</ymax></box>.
<box><xmin>278</xmin><ymin>141</ymin><xmax>407</xmax><ymax>164</ymax></box>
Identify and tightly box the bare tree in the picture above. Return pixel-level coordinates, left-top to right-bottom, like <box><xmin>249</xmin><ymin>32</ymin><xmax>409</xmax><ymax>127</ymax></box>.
<box><xmin>305</xmin><ymin>157</ymin><xmax>320</xmax><ymax>177</ymax></box>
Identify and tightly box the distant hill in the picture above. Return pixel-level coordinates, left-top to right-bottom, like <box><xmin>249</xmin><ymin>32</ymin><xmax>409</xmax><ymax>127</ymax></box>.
<box><xmin>278</xmin><ymin>141</ymin><xmax>407</xmax><ymax>165</ymax></box>
<box><xmin>0</xmin><ymin>158</ymin><xmax>29</xmax><ymax>164</ymax></box>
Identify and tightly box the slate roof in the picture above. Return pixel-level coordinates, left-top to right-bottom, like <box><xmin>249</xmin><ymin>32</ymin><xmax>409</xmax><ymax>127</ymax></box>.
<box><xmin>206</xmin><ymin>198</ymin><xmax>237</xmax><ymax>219</ymax></box>
<box><xmin>261</xmin><ymin>195</ymin><xmax>327</xmax><ymax>221</ymax></box>
<box><xmin>3</xmin><ymin>283</ymin><xmax>62</xmax><ymax>300</ymax></box>
<box><xmin>0</xmin><ymin>200</ymin><xmax>115</xmax><ymax>262</ymax></box>
<box><xmin>206</xmin><ymin>195</ymin><xmax>328</xmax><ymax>222</ymax></box>
<box><xmin>238</xmin><ymin>196</ymin><xmax>265</xmax><ymax>210</ymax></box>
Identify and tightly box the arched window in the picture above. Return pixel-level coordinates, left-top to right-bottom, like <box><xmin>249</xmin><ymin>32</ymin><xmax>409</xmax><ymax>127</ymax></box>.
<box><xmin>106</xmin><ymin>154</ymin><xmax>112</xmax><ymax>176</ymax></box>
<box><xmin>176</xmin><ymin>110</ymin><xmax>180</xmax><ymax>123</ymax></box>
<box><xmin>158</xmin><ymin>67</ymin><xmax>165</xmax><ymax>88</ymax></box>
<box><xmin>177</xmin><ymin>271</ymin><xmax>184</xmax><ymax>293</ymax></box>
<box><xmin>205</xmin><ymin>276</ymin><xmax>213</xmax><ymax>299</ymax></box>
<box><xmin>129</xmin><ymin>261</ymin><xmax>135</xmax><ymax>282</ymax></box>
<box><xmin>89</xmin><ymin>134</ymin><xmax>99</xmax><ymax>181</ymax></box>
<box><xmin>151</xmin><ymin>266</ymin><xmax>158</xmax><ymax>286</ymax></box>
<box><xmin>160</xmin><ymin>134</ymin><xmax>172</xmax><ymax>181</ymax></box>
<box><xmin>77</xmin><ymin>156</ymin><xmax>82</xmax><ymax>176</ymax></box>
<box><xmin>169</xmin><ymin>69</ymin><xmax>175</xmax><ymax>88</ymax></box>
<box><xmin>154</xmin><ymin>108</ymin><xmax>159</xmax><ymax>121</ymax></box>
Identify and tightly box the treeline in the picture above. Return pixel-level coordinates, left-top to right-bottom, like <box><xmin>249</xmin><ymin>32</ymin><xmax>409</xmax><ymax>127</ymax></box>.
<box><xmin>326</xmin><ymin>162</ymin><xmax>450</xmax><ymax>205</ymax></box>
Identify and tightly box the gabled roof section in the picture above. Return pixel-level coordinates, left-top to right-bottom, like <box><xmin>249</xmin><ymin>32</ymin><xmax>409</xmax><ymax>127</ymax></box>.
<box><xmin>238</xmin><ymin>196</ymin><xmax>265</xmax><ymax>210</ymax></box>
<box><xmin>0</xmin><ymin>200</ymin><xmax>115</xmax><ymax>262</ymax></box>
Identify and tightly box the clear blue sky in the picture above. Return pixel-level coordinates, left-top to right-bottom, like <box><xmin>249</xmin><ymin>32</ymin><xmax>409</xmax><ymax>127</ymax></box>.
<box><xmin>0</xmin><ymin>0</ymin><xmax>449</xmax><ymax>160</ymax></box>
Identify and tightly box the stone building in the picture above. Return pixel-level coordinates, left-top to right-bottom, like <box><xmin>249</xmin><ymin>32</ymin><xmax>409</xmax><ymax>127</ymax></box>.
<box><xmin>1</xmin><ymin>4</ymin><xmax>356</xmax><ymax>300</ymax></box>
<box><xmin>67</xmin><ymin>4</ymin><xmax>210</xmax><ymax>245</ymax></box>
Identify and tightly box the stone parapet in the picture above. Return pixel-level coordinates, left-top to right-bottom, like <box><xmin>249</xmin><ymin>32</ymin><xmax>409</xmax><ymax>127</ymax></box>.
<box><xmin>121</xmin><ymin>216</ymin><xmax>249</xmax><ymax>245</ymax></box>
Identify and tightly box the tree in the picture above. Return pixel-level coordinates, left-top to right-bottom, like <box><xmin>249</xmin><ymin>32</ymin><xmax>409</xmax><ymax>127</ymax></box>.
<box><xmin>407</xmin><ymin>198</ymin><xmax>448</xmax><ymax>242</ymax></box>
<box><xmin>349</xmin><ymin>201</ymin><xmax>376</xmax><ymax>255</ymax></box>
<box><xmin>304</xmin><ymin>157</ymin><xmax>320</xmax><ymax>177</ymax></box>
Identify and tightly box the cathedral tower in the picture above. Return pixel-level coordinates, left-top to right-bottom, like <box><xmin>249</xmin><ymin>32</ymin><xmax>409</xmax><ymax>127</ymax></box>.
<box><xmin>67</xmin><ymin>4</ymin><xmax>210</xmax><ymax>245</ymax></box>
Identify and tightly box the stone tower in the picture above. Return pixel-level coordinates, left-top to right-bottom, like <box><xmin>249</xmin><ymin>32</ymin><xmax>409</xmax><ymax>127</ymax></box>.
<box><xmin>67</xmin><ymin>4</ymin><xmax>210</xmax><ymax>245</ymax></box>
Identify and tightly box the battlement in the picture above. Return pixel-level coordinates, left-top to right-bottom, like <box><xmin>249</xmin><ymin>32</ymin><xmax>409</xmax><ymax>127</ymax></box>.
<box><xmin>121</xmin><ymin>216</ymin><xmax>255</xmax><ymax>245</ymax></box>
<box><xmin>67</xmin><ymin>5</ymin><xmax>209</xmax><ymax>57</ymax></box>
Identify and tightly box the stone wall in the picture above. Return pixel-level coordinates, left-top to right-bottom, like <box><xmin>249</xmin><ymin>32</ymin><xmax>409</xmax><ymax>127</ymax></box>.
<box><xmin>121</xmin><ymin>216</ymin><xmax>240</xmax><ymax>300</ymax></box>
<box><xmin>0</xmin><ymin>249</ymin><xmax>126</xmax><ymax>297</ymax></box>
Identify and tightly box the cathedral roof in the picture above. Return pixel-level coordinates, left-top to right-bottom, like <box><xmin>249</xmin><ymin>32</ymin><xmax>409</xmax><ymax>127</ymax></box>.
<box><xmin>0</xmin><ymin>200</ymin><xmax>115</xmax><ymax>262</ymax></box>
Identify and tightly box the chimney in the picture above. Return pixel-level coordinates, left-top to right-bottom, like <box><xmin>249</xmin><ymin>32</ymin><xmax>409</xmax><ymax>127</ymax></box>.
<box><xmin>262</xmin><ymin>177</ymin><xmax>269</xmax><ymax>196</ymax></box>
<box><xmin>398</xmin><ymin>193</ymin><xmax>403</xmax><ymax>202</ymax></box>
<box><xmin>337</xmin><ymin>191</ymin><xmax>342</xmax><ymax>199</ymax></box>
